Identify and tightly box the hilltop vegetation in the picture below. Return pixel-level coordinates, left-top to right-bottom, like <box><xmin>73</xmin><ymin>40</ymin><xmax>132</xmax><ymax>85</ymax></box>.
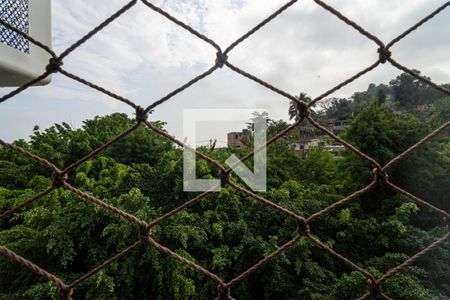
<box><xmin>0</xmin><ymin>72</ymin><xmax>449</xmax><ymax>299</ymax></box>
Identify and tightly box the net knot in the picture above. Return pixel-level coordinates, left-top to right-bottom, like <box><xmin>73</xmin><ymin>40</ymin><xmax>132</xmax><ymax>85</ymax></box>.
<box><xmin>377</xmin><ymin>47</ymin><xmax>391</xmax><ymax>64</ymax></box>
<box><xmin>46</xmin><ymin>57</ymin><xmax>63</xmax><ymax>73</ymax></box>
<box><xmin>135</xmin><ymin>106</ymin><xmax>148</xmax><ymax>123</ymax></box>
<box><xmin>368</xmin><ymin>279</ymin><xmax>382</xmax><ymax>298</ymax></box>
<box><xmin>57</xmin><ymin>287</ymin><xmax>74</xmax><ymax>300</ymax></box>
<box><xmin>216</xmin><ymin>285</ymin><xmax>231</xmax><ymax>300</ymax></box>
<box><xmin>296</xmin><ymin>217</ymin><xmax>309</xmax><ymax>234</ymax></box>
<box><xmin>296</xmin><ymin>101</ymin><xmax>310</xmax><ymax>118</ymax></box>
<box><xmin>373</xmin><ymin>168</ymin><xmax>388</xmax><ymax>184</ymax></box>
<box><xmin>215</xmin><ymin>51</ymin><xmax>228</xmax><ymax>68</ymax></box>
<box><xmin>139</xmin><ymin>224</ymin><xmax>151</xmax><ymax>240</ymax></box>
<box><xmin>219</xmin><ymin>170</ymin><xmax>231</xmax><ymax>186</ymax></box>
<box><xmin>52</xmin><ymin>171</ymin><xmax>68</xmax><ymax>188</ymax></box>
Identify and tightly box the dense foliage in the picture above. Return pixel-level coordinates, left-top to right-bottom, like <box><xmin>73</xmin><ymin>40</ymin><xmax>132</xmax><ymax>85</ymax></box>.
<box><xmin>0</xmin><ymin>73</ymin><xmax>449</xmax><ymax>299</ymax></box>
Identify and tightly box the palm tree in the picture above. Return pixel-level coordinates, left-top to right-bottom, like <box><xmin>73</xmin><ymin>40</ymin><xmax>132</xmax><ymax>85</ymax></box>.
<box><xmin>288</xmin><ymin>92</ymin><xmax>312</xmax><ymax>121</ymax></box>
<box><xmin>247</xmin><ymin>111</ymin><xmax>269</xmax><ymax>131</ymax></box>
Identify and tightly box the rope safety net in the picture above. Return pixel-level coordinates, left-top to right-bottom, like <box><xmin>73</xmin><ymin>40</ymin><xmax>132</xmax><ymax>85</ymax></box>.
<box><xmin>0</xmin><ymin>0</ymin><xmax>449</xmax><ymax>299</ymax></box>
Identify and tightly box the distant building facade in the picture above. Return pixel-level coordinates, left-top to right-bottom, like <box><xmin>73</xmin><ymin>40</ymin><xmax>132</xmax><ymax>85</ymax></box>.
<box><xmin>227</xmin><ymin>129</ymin><xmax>251</xmax><ymax>149</ymax></box>
<box><xmin>327</xmin><ymin>118</ymin><xmax>350</xmax><ymax>134</ymax></box>
<box><xmin>292</xmin><ymin>138</ymin><xmax>326</xmax><ymax>157</ymax></box>
<box><xmin>290</xmin><ymin>118</ymin><xmax>350</xmax><ymax>157</ymax></box>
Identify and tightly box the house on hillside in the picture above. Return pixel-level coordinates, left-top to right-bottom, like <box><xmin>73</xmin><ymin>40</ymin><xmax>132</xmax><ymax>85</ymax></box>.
<box><xmin>289</xmin><ymin>118</ymin><xmax>350</xmax><ymax>157</ymax></box>
<box><xmin>292</xmin><ymin>138</ymin><xmax>326</xmax><ymax>157</ymax></box>
<box><xmin>295</xmin><ymin>123</ymin><xmax>324</xmax><ymax>139</ymax></box>
<box><xmin>327</xmin><ymin>118</ymin><xmax>350</xmax><ymax>135</ymax></box>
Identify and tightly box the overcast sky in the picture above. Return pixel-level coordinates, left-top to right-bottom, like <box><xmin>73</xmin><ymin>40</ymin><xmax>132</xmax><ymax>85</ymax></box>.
<box><xmin>0</xmin><ymin>0</ymin><xmax>449</xmax><ymax>145</ymax></box>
